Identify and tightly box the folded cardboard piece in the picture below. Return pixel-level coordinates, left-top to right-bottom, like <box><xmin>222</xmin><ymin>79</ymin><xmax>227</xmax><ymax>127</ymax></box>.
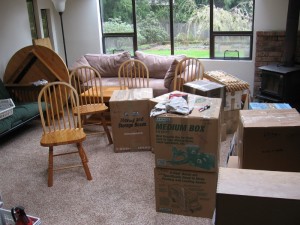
<box><xmin>215</xmin><ymin>167</ymin><xmax>300</xmax><ymax>225</ymax></box>
<box><xmin>109</xmin><ymin>88</ymin><xmax>153</xmax><ymax>152</ymax></box>
<box><xmin>149</xmin><ymin>91</ymin><xmax>222</xmax><ymax>172</ymax></box>
<box><xmin>236</xmin><ymin>108</ymin><xmax>300</xmax><ymax>172</ymax></box>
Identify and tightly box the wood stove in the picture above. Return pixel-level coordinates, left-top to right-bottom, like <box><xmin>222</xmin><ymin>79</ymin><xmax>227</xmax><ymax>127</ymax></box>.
<box><xmin>257</xmin><ymin>64</ymin><xmax>300</xmax><ymax>111</ymax></box>
<box><xmin>257</xmin><ymin>0</ymin><xmax>300</xmax><ymax>111</ymax></box>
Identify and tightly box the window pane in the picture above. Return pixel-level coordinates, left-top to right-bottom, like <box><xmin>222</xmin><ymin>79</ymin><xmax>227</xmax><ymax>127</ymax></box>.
<box><xmin>26</xmin><ymin>0</ymin><xmax>38</xmax><ymax>39</ymax></box>
<box><xmin>41</xmin><ymin>9</ymin><xmax>49</xmax><ymax>38</ymax></box>
<box><xmin>136</xmin><ymin>0</ymin><xmax>171</xmax><ymax>56</ymax></box>
<box><xmin>214</xmin><ymin>36</ymin><xmax>251</xmax><ymax>58</ymax></box>
<box><xmin>104</xmin><ymin>37</ymin><xmax>134</xmax><ymax>55</ymax></box>
<box><xmin>213</xmin><ymin>0</ymin><xmax>253</xmax><ymax>31</ymax></box>
<box><xmin>174</xmin><ymin>1</ymin><xmax>210</xmax><ymax>58</ymax></box>
<box><xmin>101</xmin><ymin>0</ymin><xmax>133</xmax><ymax>33</ymax></box>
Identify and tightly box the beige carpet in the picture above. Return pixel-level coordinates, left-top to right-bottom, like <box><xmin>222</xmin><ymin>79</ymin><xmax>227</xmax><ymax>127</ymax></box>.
<box><xmin>0</xmin><ymin>119</ymin><xmax>232</xmax><ymax>225</ymax></box>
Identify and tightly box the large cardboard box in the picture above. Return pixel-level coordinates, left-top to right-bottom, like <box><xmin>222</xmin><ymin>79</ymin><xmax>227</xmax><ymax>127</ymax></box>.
<box><xmin>227</xmin><ymin>156</ymin><xmax>239</xmax><ymax>168</ymax></box>
<box><xmin>237</xmin><ymin>109</ymin><xmax>300</xmax><ymax>172</ymax></box>
<box><xmin>110</xmin><ymin>88</ymin><xmax>153</xmax><ymax>152</ymax></box>
<box><xmin>215</xmin><ymin>167</ymin><xmax>300</xmax><ymax>225</ymax></box>
<box><xmin>155</xmin><ymin>167</ymin><xmax>218</xmax><ymax>218</ymax></box>
<box><xmin>183</xmin><ymin>80</ymin><xmax>225</xmax><ymax>107</ymax></box>
<box><xmin>149</xmin><ymin>91</ymin><xmax>222</xmax><ymax>172</ymax></box>
<box><xmin>221</xmin><ymin>109</ymin><xmax>239</xmax><ymax>134</ymax></box>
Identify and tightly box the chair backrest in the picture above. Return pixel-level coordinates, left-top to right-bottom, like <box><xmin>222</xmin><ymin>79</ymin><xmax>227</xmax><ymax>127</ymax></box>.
<box><xmin>118</xmin><ymin>59</ymin><xmax>149</xmax><ymax>89</ymax></box>
<box><xmin>38</xmin><ymin>82</ymin><xmax>82</xmax><ymax>134</ymax></box>
<box><xmin>69</xmin><ymin>66</ymin><xmax>104</xmax><ymax>105</ymax></box>
<box><xmin>173</xmin><ymin>57</ymin><xmax>205</xmax><ymax>91</ymax></box>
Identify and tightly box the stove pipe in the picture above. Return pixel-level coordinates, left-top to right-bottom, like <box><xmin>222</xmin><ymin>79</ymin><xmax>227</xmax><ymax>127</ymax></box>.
<box><xmin>282</xmin><ymin>0</ymin><xmax>300</xmax><ymax>67</ymax></box>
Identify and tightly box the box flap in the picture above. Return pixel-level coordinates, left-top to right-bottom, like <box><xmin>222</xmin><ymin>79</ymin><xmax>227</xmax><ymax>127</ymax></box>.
<box><xmin>218</xmin><ymin>167</ymin><xmax>300</xmax><ymax>200</ymax></box>
<box><xmin>110</xmin><ymin>88</ymin><xmax>153</xmax><ymax>102</ymax></box>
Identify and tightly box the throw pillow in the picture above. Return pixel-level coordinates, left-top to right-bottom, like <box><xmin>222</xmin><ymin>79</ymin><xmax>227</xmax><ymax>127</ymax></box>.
<box><xmin>135</xmin><ymin>51</ymin><xmax>186</xmax><ymax>79</ymax></box>
<box><xmin>164</xmin><ymin>59</ymin><xmax>179</xmax><ymax>89</ymax></box>
<box><xmin>85</xmin><ymin>51</ymin><xmax>131</xmax><ymax>78</ymax></box>
<box><xmin>69</xmin><ymin>56</ymin><xmax>91</xmax><ymax>82</ymax></box>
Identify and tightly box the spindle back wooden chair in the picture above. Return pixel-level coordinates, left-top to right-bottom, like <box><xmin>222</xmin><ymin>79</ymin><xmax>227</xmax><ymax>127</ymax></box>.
<box><xmin>118</xmin><ymin>59</ymin><xmax>149</xmax><ymax>89</ymax></box>
<box><xmin>69</xmin><ymin>66</ymin><xmax>113</xmax><ymax>144</ymax></box>
<box><xmin>38</xmin><ymin>82</ymin><xmax>92</xmax><ymax>187</ymax></box>
<box><xmin>173</xmin><ymin>57</ymin><xmax>205</xmax><ymax>91</ymax></box>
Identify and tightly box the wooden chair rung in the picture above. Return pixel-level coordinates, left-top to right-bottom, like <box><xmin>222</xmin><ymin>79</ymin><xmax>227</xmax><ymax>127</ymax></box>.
<box><xmin>53</xmin><ymin>164</ymin><xmax>83</xmax><ymax>171</ymax></box>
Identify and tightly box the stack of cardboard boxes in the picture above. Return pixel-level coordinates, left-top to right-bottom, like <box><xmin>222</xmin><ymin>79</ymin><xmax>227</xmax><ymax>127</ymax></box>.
<box><xmin>149</xmin><ymin>91</ymin><xmax>222</xmax><ymax>218</ymax></box>
<box><xmin>214</xmin><ymin>107</ymin><xmax>300</xmax><ymax>224</ymax></box>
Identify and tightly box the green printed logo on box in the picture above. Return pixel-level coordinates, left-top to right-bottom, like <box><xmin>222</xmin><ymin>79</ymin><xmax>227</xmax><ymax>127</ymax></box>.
<box><xmin>168</xmin><ymin>145</ymin><xmax>215</xmax><ymax>170</ymax></box>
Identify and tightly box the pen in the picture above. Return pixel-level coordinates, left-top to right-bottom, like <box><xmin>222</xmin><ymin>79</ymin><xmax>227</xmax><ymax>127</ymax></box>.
<box><xmin>199</xmin><ymin>105</ymin><xmax>210</xmax><ymax>112</ymax></box>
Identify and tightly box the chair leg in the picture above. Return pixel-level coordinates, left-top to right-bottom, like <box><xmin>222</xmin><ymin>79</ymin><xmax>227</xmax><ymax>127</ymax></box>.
<box><xmin>77</xmin><ymin>142</ymin><xmax>92</xmax><ymax>181</ymax></box>
<box><xmin>48</xmin><ymin>146</ymin><xmax>54</xmax><ymax>187</ymax></box>
<box><xmin>100</xmin><ymin>113</ymin><xmax>113</xmax><ymax>144</ymax></box>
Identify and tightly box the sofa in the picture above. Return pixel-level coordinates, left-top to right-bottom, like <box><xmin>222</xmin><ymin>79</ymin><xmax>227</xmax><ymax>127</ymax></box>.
<box><xmin>0</xmin><ymin>79</ymin><xmax>45</xmax><ymax>138</ymax></box>
<box><xmin>69</xmin><ymin>51</ymin><xmax>187</xmax><ymax>97</ymax></box>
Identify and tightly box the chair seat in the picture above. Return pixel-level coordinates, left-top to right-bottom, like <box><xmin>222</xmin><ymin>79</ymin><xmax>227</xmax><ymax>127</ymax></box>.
<box><xmin>76</xmin><ymin>103</ymin><xmax>108</xmax><ymax>115</ymax></box>
<box><xmin>41</xmin><ymin>128</ymin><xmax>86</xmax><ymax>146</ymax></box>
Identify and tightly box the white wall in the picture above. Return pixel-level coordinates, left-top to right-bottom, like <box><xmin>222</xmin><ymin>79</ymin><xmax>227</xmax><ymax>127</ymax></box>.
<box><xmin>0</xmin><ymin>1</ymin><xmax>32</xmax><ymax>79</ymax></box>
<box><xmin>64</xmin><ymin>0</ymin><xmax>102</xmax><ymax>66</ymax></box>
<box><xmin>0</xmin><ymin>0</ymin><xmax>298</xmax><ymax>94</ymax></box>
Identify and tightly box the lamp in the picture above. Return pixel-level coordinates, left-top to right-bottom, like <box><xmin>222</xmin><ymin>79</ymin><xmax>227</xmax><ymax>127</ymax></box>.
<box><xmin>52</xmin><ymin>0</ymin><xmax>68</xmax><ymax>67</ymax></box>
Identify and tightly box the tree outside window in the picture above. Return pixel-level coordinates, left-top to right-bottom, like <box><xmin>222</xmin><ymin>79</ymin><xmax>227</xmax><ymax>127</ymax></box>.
<box><xmin>100</xmin><ymin>0</ymin><xmax>254</xmax><ymax>59</ymax></box>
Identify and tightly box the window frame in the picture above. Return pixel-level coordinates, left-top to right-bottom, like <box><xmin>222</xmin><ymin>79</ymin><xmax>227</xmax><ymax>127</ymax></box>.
<box><xmin>99</xmin><ymin>0</ymin><xmax>255</xmax><ymax>60</ymax></box>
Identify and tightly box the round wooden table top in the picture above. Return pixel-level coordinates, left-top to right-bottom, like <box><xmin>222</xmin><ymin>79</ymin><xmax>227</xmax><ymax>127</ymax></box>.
<box><xmin>3</xmin><ymin>45</ymin><xmax>69</xmax><ymax>84</ymax></box>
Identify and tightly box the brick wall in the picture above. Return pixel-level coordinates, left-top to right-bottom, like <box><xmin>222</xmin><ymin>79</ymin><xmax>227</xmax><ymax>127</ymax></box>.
<box><xmin>254</xmin><ymin>31</ymin><xmax>300</xmax><ymax>97</ymax></box>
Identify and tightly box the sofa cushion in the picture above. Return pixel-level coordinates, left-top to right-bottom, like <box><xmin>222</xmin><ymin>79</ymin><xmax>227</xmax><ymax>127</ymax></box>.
<box><xmin>84</xmin><ymin>51</ymin><xmax>131</xmax><ymax>78</ymax></box>
<box><xmin>0</xmin><ymin>79</ymin><xmax>11</xmax><ymax>99</ymax></box>
<box><xmin>69</xmin><ymin>55</ymin><xmax>90</xmax><ymax>71</ymax></box>
<box><xmin>135</xmin><ymin>51</ymin><xmax>186</xmax><ymax>79</ymax></box>
<box><xmin>0</xmin><ymin>102</ymin><xmax>41</xmax><ymax>134</ymax></box>
<box><xmin>148</xmin><ymin>78</ymin><xmax>169</xmax><ymax>97</ymax></box>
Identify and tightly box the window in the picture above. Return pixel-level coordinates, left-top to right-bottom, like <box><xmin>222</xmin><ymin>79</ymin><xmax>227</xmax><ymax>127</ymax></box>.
<box><xmin>99</xmin><ymin>0</ymin><xmax>254</xmax><ymax>60</ymax></box>
<box><xmin>41</xmin><ymin>9</ymin><xmax>50</xmax><ymax>38</ymax></box>
<box><xmin>26</xmin><ymin>0</ymin><xmax>38</xmax><ymax>39</ymax></box>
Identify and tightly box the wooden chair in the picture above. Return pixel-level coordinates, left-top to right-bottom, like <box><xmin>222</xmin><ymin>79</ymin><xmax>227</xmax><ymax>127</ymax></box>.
<box><xmin>173</xmin><ymin>57</ymin><xmax>205</xmax><ymax>91</ymax></box>
<box><xmin>69</xmin><ymin>66</ymin><xmax>113</xmax><ymax>144</ymax></box>
<box><xmin>38</xmin><ymin>82</ymin><xmax>92</xmax><ymax>187</ymax></box>
<box><xmin>118</xmin><ymin>59</ymin><xmax>149</xmax><ymax>89</ymax></box>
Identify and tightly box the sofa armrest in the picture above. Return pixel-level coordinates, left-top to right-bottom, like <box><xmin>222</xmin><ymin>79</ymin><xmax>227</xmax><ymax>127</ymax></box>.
<box><xmin>5</xmin><ymin>84</ymin><xmax>44</xmax><ymax>103</ymax></box>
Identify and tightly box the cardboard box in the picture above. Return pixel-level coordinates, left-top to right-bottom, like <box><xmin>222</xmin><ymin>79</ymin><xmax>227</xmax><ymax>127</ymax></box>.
<box><xmin>227</xmin><ymin>156</ymin><xmax>239</xmax><ymax>168</ymax></box>
<box><xmin>149</xmin><ymin>91</ymin><xmax>222</xmax><ymax>172</ymax></box>
<box><xmin>249</xmin><ymin>102</ymin><xmax>292</xmax><ymax>110</ymax></box>
<box><xmin>221</xmin><ymin>109</ymin><xmax>239</xmax><ymax>134</ymax></box>
<box><xmin>224</xmin><ymin>90</ymin><xmax>242</xmax><ymax>111</ymax></box>
<box><xmin>109</xmin><ymin>88</ymin><xmax>153</xmax><ymax>152</ymax></box>
<box><xmin>215</xmin><ymin>167</ymin><xmax>300</xmax><ymax>225</ymax></box>
<box><xmin>183</xmin><ymin>80</ymin><xmax>225</xmax><ymax>107</ymax></box>
<box><xmin>237</xmin><ymin>109</ymin><xmax>300</xmax><ymax>172</ymax></box>
<box><xmin>155</xmin><ymin>167</ymin><xmax>218</xmax><ymax>218</ymax></box>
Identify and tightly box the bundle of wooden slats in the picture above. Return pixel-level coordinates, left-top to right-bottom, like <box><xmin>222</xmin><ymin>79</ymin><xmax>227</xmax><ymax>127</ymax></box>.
<box><xmin>204</xmin><ymin>70</ymin><xmax>249</xmax><ymax>92</ymax></box>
